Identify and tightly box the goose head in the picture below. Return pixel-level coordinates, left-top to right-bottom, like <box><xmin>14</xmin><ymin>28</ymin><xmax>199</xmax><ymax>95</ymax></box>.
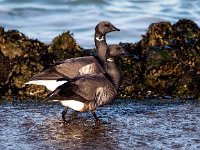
<box><xmin>95</xmin><ymin>21</ymin><xmax>120</xmax><ymax>36</ymax></box>
<box><xmin>107</xmin><ymin>44</ymin><xmax>125</xmax><ymax>58</ymax></box>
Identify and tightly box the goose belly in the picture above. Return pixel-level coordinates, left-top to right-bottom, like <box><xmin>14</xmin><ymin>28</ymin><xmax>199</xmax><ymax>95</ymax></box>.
<box><xmin>60</xmin><ymin>100</ymin><xmax>85</xmax><ymax>111</ymax></box>
<box><xmin>25</xmin><ymin>80</ymin><xmax>67</xmax><ymax>91</ymax></box>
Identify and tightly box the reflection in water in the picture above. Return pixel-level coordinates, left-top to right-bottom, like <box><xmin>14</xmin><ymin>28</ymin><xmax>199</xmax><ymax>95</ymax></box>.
<box><xmin>40</xmin><ymin>118</ymin><xmax>119</xmax><ymax>149</ymax></box>
<box><xmin>0</xmin><ymin>101</ymin><xmax>119</xmax><ymax>150</ymax></box>
<box><xmin>0</xmin><ymin>99</ymin><xmax>200</xmax><ymax>149</ymax></box>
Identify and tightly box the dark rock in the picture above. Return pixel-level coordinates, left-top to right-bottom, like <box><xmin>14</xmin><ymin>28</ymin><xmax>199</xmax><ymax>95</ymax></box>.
<box><xmin>0</xmin><ymin>27</ymin><xmax>49</xmax><ymax>99</ymax></box>
<box><xmin>47</xmin><ymin>32</ymin><xmax>87</xmax><ymax>64</ymax></box>
<box><xmin>1</xmin><ymin>18</ymin><xmax>200</xmax><ymax>100</ymax></box>
<box><xmin>0</xmin><ymin>28</ymin><xmax>87</xmax><ymax>99</ymax></box>
<box><xmin>119</xmin><ymin>19</ymin><xmax>200</xmax><ymax>99</ymax></box>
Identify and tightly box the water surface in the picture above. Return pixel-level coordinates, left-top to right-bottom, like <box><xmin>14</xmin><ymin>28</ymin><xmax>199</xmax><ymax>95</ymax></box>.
<box><xmin>0</xmin><ymin>99</ymin><xmax>200</xmax><ymax>149</ymax></box>
<box><xmin>0</xmin><ymin>0</ymin><xmax>199</xmax><ymax>48</ymax></box>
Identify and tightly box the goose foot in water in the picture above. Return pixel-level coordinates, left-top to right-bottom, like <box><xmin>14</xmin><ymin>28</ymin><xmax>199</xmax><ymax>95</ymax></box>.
<box><xmin>62</xmin><ymin>108</ymin><xmax>70</xmax><ymax>123</ymax></box>
<box><xmin>91</xmin><ymin>111</ymin><xmax>100</xmax><ymax>126</ymax></box>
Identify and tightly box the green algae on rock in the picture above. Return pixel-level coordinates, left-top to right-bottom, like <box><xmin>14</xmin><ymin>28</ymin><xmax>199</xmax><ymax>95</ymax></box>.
<box><xmin>0</xmin><ymin>28</ymin><xmax>87</xmax><ymax>99</ymax></box>
<box><xmin>0</xmin><ymin>27</ymin><xmax>49</xmax><ymax>99</ymax></box>
<box><xmin>48</xmin><ymin>31</ymin><xmax>87</xmax><ymax>64</ymax></box>
<box><xmin>1</xmin><ymin>19</ymin><xmax>200</xmax><ymax>100</ymax></box>
<box><xmin>119</xmin><ymin>19</ymin><xmax>200</xmax><ymax>99</ymax></box>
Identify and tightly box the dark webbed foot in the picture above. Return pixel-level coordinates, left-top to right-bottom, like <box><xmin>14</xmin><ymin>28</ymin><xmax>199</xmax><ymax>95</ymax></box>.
<box><xmin>95</xmin><ymin>119</ymin><xmax>100</xmax><ymax>126</ymax></box>
<box><xmin>91</xmin><ymin>111</ymin><xmax>100</xmax><ymax>126</ymax></box>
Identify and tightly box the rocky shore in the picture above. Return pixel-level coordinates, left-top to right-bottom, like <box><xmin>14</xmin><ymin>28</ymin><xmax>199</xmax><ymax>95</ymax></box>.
<box><xmin>0</xmin><ymin>19</ymin><xmax>200</xmax><ymax>100</ymax></box>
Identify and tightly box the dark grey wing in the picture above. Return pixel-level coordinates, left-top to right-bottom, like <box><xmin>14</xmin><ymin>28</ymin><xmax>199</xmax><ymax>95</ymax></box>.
<box><xmin>29</xmin><ymin>67</ymin><xmax>65</xmax><ymax>80</ymax></box>
<box><xmin>47</xmin><ymin>82</ymin><xmax>87</xmax><ymax>103</ymax></box>
<box><xmin>94</xmin><ymin>82</ymin><xmax>117</xmax><ymax>107</ymax></box>
<box><xmin>47</xmin><ymin>74</ymin><xmax>117</xmax><ymax>110</ymax></box>
<box><xmin>56</xmin><ymin>56</ymin><xmax>105</xmax><ymax>78</ymax></box>
<box><xmin>28</xmin><ymin>56</ymin><xmax>105</xmax><ymax>81</ymax></box>
<box><xmin>73</xmin><ymin>75</ymin><xmax>117</xmax><ymax>107</ymax></box>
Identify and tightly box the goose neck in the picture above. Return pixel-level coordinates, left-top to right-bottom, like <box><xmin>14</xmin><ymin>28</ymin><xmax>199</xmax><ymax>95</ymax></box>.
<box><xmin>94</xmin><ymin>32</ymin><xmax>108</xmax><ymax>68</ymax></box>
<box><xmin>105</xmin><ymin>59</ymin><xmax>121</xmax><ymax>90</ymax></box>
<box><xmin>94</xmin><ymin>32</ymin><xmax>107</xmax><ymax>46</ymax></box>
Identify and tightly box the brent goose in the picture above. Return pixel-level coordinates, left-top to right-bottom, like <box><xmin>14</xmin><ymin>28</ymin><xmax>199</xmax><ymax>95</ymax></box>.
<box><xmin>47</xmin><ymin>45</ymin><xmax>125</xmax><ymax>125</ymax></box>
<box><xmin>26</xmin><ymin>21</ymin><xmax>120</xmax><ymax>91</ymax></box>
<box><xmin>95</xmin><ymin>21</ymin><xmax>120</xmax><ymax>67</ymax></box>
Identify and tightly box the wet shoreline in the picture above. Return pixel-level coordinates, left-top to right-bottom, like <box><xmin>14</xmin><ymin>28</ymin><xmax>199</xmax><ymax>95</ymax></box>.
<box><xmin>1</xmin><ymin>99</ymin><xmax>200</xmax><ymax>149</ymax></box>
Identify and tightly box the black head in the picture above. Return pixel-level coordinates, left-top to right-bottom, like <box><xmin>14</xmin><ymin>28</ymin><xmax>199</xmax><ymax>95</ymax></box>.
<box><xmin>107</xmin><ymin>44</ymin><xmax>125</xmax><ymax>57</ymax></box>
<box><xmin>95</xmin><ymin>21</ymin><xmax>120</xmax><ymax>35</ymax></box>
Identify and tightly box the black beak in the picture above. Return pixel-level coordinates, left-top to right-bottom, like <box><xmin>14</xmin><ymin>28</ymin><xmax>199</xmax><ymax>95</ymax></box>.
<box><xmin>112</xmin><ymin>26</ymin><xmax>120</xmax><ymax>31</ymax></box>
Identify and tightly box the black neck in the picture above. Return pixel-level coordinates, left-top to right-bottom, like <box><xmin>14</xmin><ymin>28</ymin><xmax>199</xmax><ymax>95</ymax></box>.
<box><xmin>94</xmin><ymin>31</ymin><xmax>121</xmax><ymax>90</ymax></box>
<box><xmin>94</xmin><ymin>32</ymin><xmax>108</xmax><ymax>68</ymax></box>
<box><xmin>105</xmin><ymin>58</ymin><xmax>121</xmax><ymax>90</ymax></box>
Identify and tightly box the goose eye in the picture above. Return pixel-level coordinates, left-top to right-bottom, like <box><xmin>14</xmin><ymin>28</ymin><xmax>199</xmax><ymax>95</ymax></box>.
<box><xmin>116</xmin><ymin>47</ymin><xmax>120</xmax><ymax>50</ymax></box>
<box><xmin>104</xmin><ymin>24</ymin><xmax>111</xmax><ymax>27</ymax></box>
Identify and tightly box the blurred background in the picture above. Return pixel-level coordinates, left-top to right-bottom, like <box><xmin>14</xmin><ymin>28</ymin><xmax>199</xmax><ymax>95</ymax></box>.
<box><xmin>0</xmin><ymin>0</ymin><xmax>199</xmax><ymax>48</ymax></box>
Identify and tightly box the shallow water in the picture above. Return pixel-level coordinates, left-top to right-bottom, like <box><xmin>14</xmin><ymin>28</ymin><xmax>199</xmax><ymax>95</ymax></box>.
<box><xmin>0</xmin><ymin>0</ymin><xmax>199</xmax><ymax>48</ymax></box>
<box><xmin>0</xmin><ymin>99</ymin><xmax>200</xmax><ymax>149</ymax></box>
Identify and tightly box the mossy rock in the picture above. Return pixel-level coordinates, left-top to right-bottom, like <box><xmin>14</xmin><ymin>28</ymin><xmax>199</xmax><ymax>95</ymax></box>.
<box><xmin>0</xmin><ymin>27</ymin><xmax>49</xmax><ymax>99</ymax></box>
<box><xmin>0</xmin><ymin>27</ymin><xmax>90</xmax><ymax>99</ymax></box>
<box><xmin>47</xmin><ymin>32</ymin><xmax>87</xmax><ymax>63</ymax></box>
<box><xmin>1</xmin><ymin>19</ymin><xmax>200</xmax><ymax>100</ymax></box>
<box><xmin>118</xmin><ymin>19</ymin><xmax>200</xmax><ymax>99</ymax></box>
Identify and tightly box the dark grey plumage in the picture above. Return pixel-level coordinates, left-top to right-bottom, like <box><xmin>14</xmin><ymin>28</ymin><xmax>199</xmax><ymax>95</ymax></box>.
<box><xmin>29</xmin><ymin>56</ymin><xmax>105</xmax><ymax>80</ymax></box>
<box><xmin>104</xmin><ymin>44</ymin><xmax>124</xmax><ymax>90</ymax></box>
<box><xmin>48</xmin><ymin>74</ymin><xmax>117</xmax><ymax>111</ymax></box>
<box><xmin>26</xmin><ymin>21</ymin><xmax>120</xmax><ymax>91</ymax></box>
<box><xmin>47</xmin><ymin>44</ymin><xmax>125</xmax><ymax>125</ymax></box>
<box><xmin>95</xmin><ymin>21</ymin><xmax>120</xmax><ymax>67</ymax></box>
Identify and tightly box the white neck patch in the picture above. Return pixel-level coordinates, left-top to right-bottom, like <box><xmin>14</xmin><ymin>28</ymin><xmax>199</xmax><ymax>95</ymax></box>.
<box><xmin>107</xmin><ymin>58</ymin><xmax>114</xmax><ymax>62</ymax></box>
<box><xmin>96</xmin><ymin>36</ymin><xmax>105</xmax><ymax>41</ymax></box>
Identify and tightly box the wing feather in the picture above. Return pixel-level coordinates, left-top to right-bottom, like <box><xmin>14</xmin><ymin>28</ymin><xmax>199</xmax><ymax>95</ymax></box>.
<box><xmin>47</xmin><ymin>74</ymin><xmax>117</xmax><ymax>109</ymax></box>
<box><xmin>28</xmin><ymin>56</ymin><xmax>105</xmax><ymax>81</ymax></box>
<box><xmin>73</xmin><ymin>75</ymin><xmax>117</xmax><ymax>106</ymax></box>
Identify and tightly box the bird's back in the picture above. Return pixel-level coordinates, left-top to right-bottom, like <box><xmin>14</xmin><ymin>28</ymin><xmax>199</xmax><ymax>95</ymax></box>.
<box><xmin>26</xmin><ymin>56</ymin><xmax>106</xmax><ymax>91</ymax></box>
<box><xmin>56</xmin><ymin>56</ymin><xmax>105</xmax><ymax>78</ymax></box>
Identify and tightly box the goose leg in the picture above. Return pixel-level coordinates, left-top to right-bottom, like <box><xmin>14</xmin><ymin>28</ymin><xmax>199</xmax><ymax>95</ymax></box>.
<box><xmin>62</xmin><ymin>108</ymin><xmax>69</xmax><ymax>123</ymax></box>
<box><xmin>91</xmin><ymin>111</ymin><xmax>100</xmax><ymax>126</ymax></box>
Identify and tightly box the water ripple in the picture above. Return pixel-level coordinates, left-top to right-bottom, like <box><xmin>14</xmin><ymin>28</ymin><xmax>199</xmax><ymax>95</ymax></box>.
<box><xmin>0</xmin><ymin>0</ymin><xmax>199</xmax><ymax>48</ymax></box>
<box><xmin>0</xmin><ymin>99</ymin><xmax>200</xmax><ymax>149</ymax></box>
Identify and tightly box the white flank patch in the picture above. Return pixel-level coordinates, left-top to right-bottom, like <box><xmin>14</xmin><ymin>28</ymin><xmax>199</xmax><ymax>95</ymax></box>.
<box><xmin>25</xmin><ymin>80</ymin><xmax>67</xmax><ymax>91</ymax></box>
<box><xmin>60</xmin><ymin>100</ymin><xmax>84</xmax><ymax>111</ymax></box>
<box><xmin>95</xmin><ymin>87</ymin><xmax>106</xmax><ymax>101</ymax></box>
<box><xmin>79</xmin><ymin>63</ymin><xmax>95</xmax><ymax>75</ymax></box>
